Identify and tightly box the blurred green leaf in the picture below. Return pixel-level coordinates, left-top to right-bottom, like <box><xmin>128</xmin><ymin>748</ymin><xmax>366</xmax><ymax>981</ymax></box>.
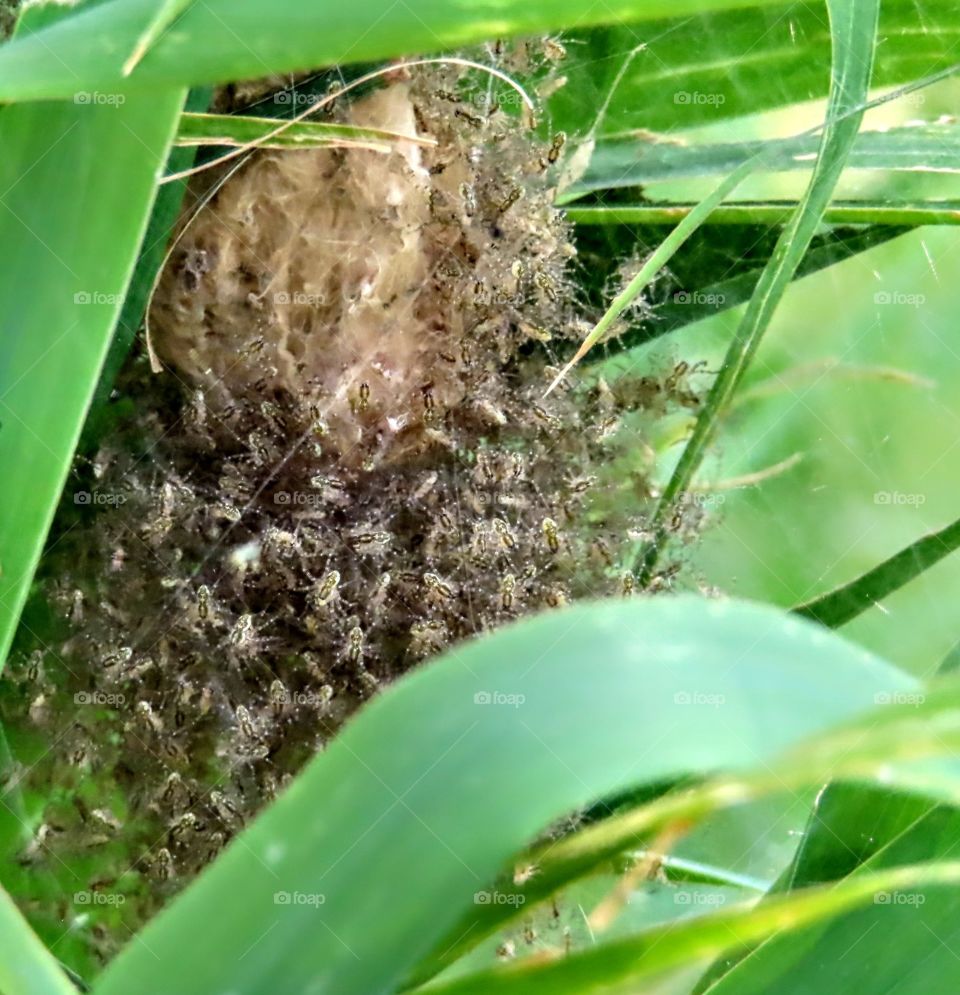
<box><xmin>93</xmin><ymin>595</ymin><xmax>911</xmax><ymax>995</ymax></box>
<box><xmin>0</xmin><ymin>0</ymin><xmax>778</xmax><ymax>101</ymax></box>
<box><xmin>0</xmin><ymin>884</ymin><xmax>76</xmax><ymax>995</ymax></box>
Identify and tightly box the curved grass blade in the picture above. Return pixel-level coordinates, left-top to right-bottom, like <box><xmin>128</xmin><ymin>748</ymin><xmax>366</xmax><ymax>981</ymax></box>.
<box><xmin>793</xmin><ymin>514</ymin><xmax>960</xmax><ymax>628</ymax></box>
<box><xmin>568</xmin><ymin>202</ymin><xmax>960</xmax><ymax>227</ymax></box>
<box><xmin>419</xmin><ymin>862</ymin><xmax>960</xmax><ymax>995</ymax></box>
<box><xmin>544</xmin><ymin>159</ymin><xmax>755</xmax><ymax>395</ymax></box>
<box><xmin>560</xmin><ymin>122</ymin><xmax>960</xmax><ymax>204</ymax></box>
<box><xmin>589</xmin><ymin>226</ymin><xmax>909</xmax><ymax>362</ymax></box>
<box><xmin>175</xmin><ymin>111</ymin><xmax>434</xmax><ymax>152</ymax></box>
<box><xmin>635</xmin><ymin>0</ymin><xmax>880</xmax><ymax>584</ymax></box>
<box><xmin>92</xmin><ymin>596</ymin><xmax>910</xmax><ymax>995</ymax></box>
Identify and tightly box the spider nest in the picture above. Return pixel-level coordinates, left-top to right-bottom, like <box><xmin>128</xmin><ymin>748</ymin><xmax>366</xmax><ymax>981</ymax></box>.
<box><xmin>2</xmin><ymin>55</ymin><xmax>708</xmax><ymax>965</ymax></box>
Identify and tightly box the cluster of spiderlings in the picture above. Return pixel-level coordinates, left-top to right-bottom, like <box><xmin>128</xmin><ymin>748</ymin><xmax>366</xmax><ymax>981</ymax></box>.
<box><xmin>0</xmin><ymin>56</ymin><xmax>708</xmax><ymax>963</ymax></box>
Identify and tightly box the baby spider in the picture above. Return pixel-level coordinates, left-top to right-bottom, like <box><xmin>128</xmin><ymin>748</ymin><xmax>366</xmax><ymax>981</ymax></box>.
<box><xmin>310</xmin><ymin>570</ymin><xmax>341</xmax><ymax>610</ymax></box>
<box><xmin>541</xmin><ymin>517</ymin><xmax>561</xmax><ymax>554</ymax></box>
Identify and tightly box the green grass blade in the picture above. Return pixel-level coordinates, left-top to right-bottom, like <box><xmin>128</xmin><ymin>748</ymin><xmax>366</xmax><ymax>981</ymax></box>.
<box><xmin>937</xmin><ymin>639</ymin><xmax>960</xmax><ymax>675</ymax></box>
<box><xmin>589</xmin><ymin>226</ymin><xmax>910</xmax><ymax>361</ymax></box>
<box><xmin>0</xmin><ymin>13</ymin><xmax>186</xmax><ymax>666</ymax></box>
<box><xmin>635</xmin><ymin>0</ymin><xmax>879</xmax><ymax>584</ymax></box>
<box><xmin>545</xmin><ymin>160</ymin><xmax>755</xmax><ymax>393</ymax></box>
<box><xmin>421</xmin><ymin>862</ymin><xmax>960</xmax><ymax>995</ymax></box>
<box><xmin>567</xmin><ymin>201</ymin><xmax>960</xmax><ymax>227</ymax></box>
<box><xmin>793</xmin><ymin>515</ymin><xmax>960</xmax><ymax>628</ymax></box>
<box><xmin>91</xmin><ymin>596</ymin><xmax>910</xmax><ymax>995</ymax></box>
<box><xmin>561</xmin><ymin>122</ymin><xmax>960</xmax><ymax>203</ymax></box>
<box><xmin>175</xmin><ymin>111</ymin><xmax>432</xmax><ymax>151</ymax></box>
<box><xmin>0</xmin><ymin>885</ymin><xmax>77</xmax><ymax>995</ymax></box>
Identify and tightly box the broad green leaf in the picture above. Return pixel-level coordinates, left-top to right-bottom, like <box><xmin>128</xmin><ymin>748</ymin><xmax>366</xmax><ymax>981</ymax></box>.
<box><xmin>0</xmin><ymin>0</ymin><xmax>792</xmax><ymax>102</ymax></box>
<box><xmin>636</xmin><ymin>0</ymin><xmax>879</xmax><ymax>582</ymax></box>
<box><xmin>93</xmin><ymin>596</ymin><xmax>911</xmax><ymax>995</ymax></box>
<box><xmin>82</xmin><ymin>85</ymin><xmax>210</xmax><ymax>446</ymax></box>
<box><xmin>0</xmin><ymin>4</ymin><xmax>186</xmax><ymax>667</ymax></box>
<box><xmin>421</xmin><ymin>862</ymin><xmax>960</xmax><ymax>995</ymax></box>
<box><xmin>0</xmin><ymin>0</ymin><xmax>951</xmax><ymax>127</ymax></box>
<box><xmin>793</xmin><ymin>514</ymin><xmax>960</xmax><ymax>627</ymax></box>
